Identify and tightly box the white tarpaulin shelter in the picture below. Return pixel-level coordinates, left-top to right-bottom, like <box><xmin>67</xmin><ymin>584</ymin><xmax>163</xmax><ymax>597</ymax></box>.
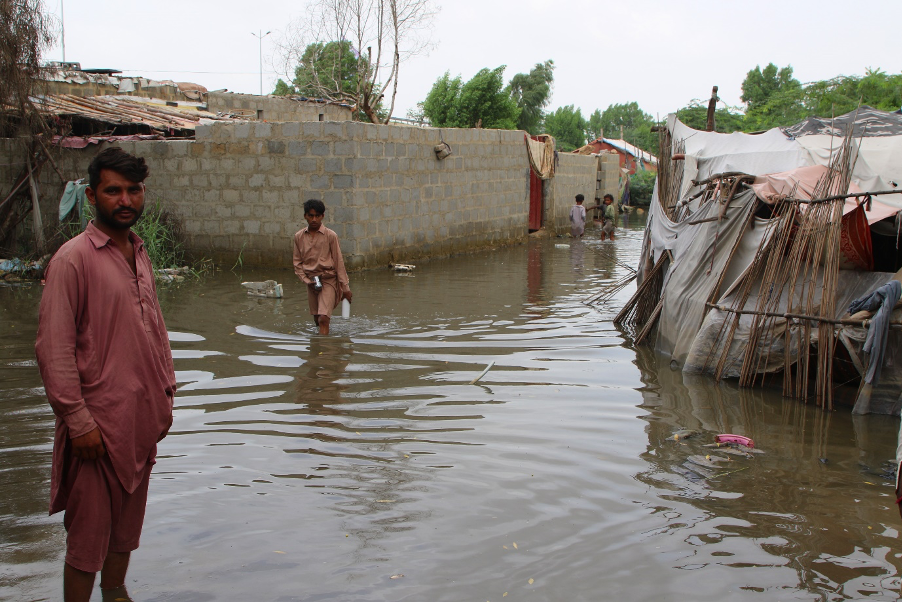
<box><xmin>627</xmin><ymin>108</ymin><xmax>902</xmax><ymax>415</ymax></box>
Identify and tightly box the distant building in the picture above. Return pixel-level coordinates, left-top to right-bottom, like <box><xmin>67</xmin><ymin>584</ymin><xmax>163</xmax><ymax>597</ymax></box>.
<box><xmin>40</xmin><ymin>62</ymin><xmax>353</xmax><ymax>122</ymax></box>
<box><xmin>575</xmin><ymin>137</ymin><xmax>657</xmax><ymax>174</ymax></box>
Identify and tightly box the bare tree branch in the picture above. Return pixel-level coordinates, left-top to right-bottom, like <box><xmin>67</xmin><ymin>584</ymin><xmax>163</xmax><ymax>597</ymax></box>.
<box><xmin>274</xmin><ymin>0</ymin><xmax>436</xmax><ymax>123</ymax></box>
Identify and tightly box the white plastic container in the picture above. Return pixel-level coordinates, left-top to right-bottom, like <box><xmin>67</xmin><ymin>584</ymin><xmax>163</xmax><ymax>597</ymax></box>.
<box><xmin>341</xmin><ymin>298</ymin><xmax>351</xmax><ymax>319</ymax></box>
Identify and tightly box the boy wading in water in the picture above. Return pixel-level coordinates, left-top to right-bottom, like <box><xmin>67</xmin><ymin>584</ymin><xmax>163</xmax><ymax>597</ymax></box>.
<box><xmin>35</xmin><ymin>148</ymin><xmax>176</xmax><ymax>602</ymax></box>
<box><xmin>569</xmin><ymin>194</ymin><xmax>587</xmax><ymax>238</ymax></box>
<box><xmin>293</xmin><ymin>199</ymin><xmax>352</xmax><ymax>335</ymax></box>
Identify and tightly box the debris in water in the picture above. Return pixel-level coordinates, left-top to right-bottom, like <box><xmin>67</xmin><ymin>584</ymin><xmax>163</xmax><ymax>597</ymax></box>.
<box><xmin>469</xmin><ymin>361</ymin><xmax>495</xmax><ymax>384</ymax></box>
<box><xmin>390</xmin><ymin>263</ymin><xmax>416</xmax><ymax>272</ymax></box>
<box><xmin>390</xmin><ymin>574</ymin><xmax>404</xmax><ymax>579</ymax></box>
<box><xmin>687</xmin><ymin>455</ymin><xmax>726</xmax><ymax>469</ymax></box>
<box><xmin>714</xmin><ymin>433</ymin><xmax>754</xmax><ymax>448</ymax></box>
<box><xmin>241</xmin><ymin>280</ymin><xmax>283</xmax><ymax>298</ymax></box>
<box><xmin>672</xmin><ymin>429</ymin><xmax>699</xmax><ymax>441</ymax></box>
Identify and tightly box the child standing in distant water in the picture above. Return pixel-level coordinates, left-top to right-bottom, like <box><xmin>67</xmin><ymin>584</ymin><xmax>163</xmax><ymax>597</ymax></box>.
<box><xmin>292</xmin><ymin>199</ymin><xmax>352</xmax><ymax>335</ymax></box>
<box><xmin>569</xmin><ymin>194</ymin><xmax>587</xmax><ymax>238</ymax></box>
<box><xmin>601</xmin><ymin>193</ymin><xmax>617</xmax><ymax>241</ymax></box>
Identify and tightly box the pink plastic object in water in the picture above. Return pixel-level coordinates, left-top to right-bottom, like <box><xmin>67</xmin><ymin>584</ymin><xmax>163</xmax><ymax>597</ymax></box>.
<box><xmin>715</xmin><ymin>434</ymin><xmax>755</xmax><ymax>448</ymax></box>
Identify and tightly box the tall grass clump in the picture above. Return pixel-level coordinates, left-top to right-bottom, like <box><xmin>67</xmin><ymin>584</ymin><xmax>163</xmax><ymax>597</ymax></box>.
<box><xmin>133</xmin><ymin>200</ymin><xmax>185</xmax><ymax>270</ymax></box>
<box><xmin>61</xmin><ymin>196</ymin><xmax>207</xmax><ymax>275</ymax></box>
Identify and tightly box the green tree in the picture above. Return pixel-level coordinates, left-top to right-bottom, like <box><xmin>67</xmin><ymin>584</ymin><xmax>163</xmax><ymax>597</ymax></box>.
<box><xmin>422</xmin><ymin>71</ymin><xmax>463</xmax><ymax>127</ymax></box>
<box><xmin>740</xmin><ymin>63</ymin><xmax>804</xmax><ymax>130</ymax></box>
<box><xmin>588</xmin><ymin>102</ymin><xmax>657</xmax><ymax>153</ymax></box>
<box><xmin>675</xmin><ymin>102</ymin><xmax>746</xmax><ymax>133</ymax></box>
<box><xmin>422</xmin><ymin>66</ymin><xmax>520</xmax><ymax>129</ymax></box>
<box><xmin>803</xmin><ymin>69</ymin><xmax>902</xmax><ymax>117</ymax></box>
<box><xmin>272</xmin><ymin>78</ymin><xmax>293</xmax><ymax>96</ymax></box>
<box><xmin>456</xmin><ymin>66</ymin><xmax>520</xmax><ymax>129</ymax></box>
<box><xmin>272</xmin><ymin>40</ymin><xmax>363</xmax><ymax>98</ymax></box>
<box><xmin>543</xmin><ymin>105</ymin><xmax>586</xmax><ymax>151</ymax></box>
<box><xmin>586</xmin><ymin>109</ymin><xmax>603</xmax><ymax>141</ymax></box>
<box><xmin>509</xmin><ymin>60</ymin><xmax>555</xmax><ymax>134</ymax></box>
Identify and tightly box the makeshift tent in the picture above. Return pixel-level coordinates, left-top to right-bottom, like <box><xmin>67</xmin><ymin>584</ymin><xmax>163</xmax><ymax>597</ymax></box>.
<box><xmin>619</xmin><ymin>108</ymin><xmax>902</xmax><ymax>415</ymax></box>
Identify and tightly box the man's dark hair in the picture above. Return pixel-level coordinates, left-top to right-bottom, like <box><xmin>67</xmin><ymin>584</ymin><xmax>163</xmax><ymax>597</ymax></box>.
<box><xmin>575</xmin><ymin>194</ymin><xmax>584</xmax><ymax>202</ymax></box>
<box><xmin>87</xmin><ymin>147</ymin><xmax>149</xmax><ymax>190</ymax></box>
<box><xmin>603</xmin><ymin>193</ymin><xmax>615</xmax><ymax>202</ymax></box>
<box><xmin>304</xmin><ymin>199</ymin><xmax>326</xmax><ymax>215</ymax></box>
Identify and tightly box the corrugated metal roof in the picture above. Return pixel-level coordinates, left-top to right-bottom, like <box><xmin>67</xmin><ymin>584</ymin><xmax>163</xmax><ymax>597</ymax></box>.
<box><xmin>31</xmin><ymin>94</ymin><xmax>244</xmax><ymax>133</ymax></box>
<box><xmin>600</xmin><ymin>138</ymin><xmax>658</xmax><ymax>165</ymax></box>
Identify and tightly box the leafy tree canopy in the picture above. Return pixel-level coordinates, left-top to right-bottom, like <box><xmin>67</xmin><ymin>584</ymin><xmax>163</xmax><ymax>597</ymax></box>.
<box><xmin>272</xmin><ymin>40</ymin><xmax>364</xmax><ymax>99</ymax></box>
<box><xmin>803</xmin><ymin>68</ymin><xmax>902</xmax><ymax>117</ymax></box>
<box><xmin>675</xmin><ymin>103</ymin><xmax>746</xmax><ymax>133</ymax></box>
<box><xmin>509</xmin><ymin>60</ymin><xmax>554</xmax><ymax>134</ymax></box>
<box><xmin>543</xmin><ymin>105</ymin><xmax>586</xmax><ymax>151</ymax></box>
<box><xmin>422</xmin><ymin>66</ymin><xmax>520</xmax><ymax>129</ymax></box>
<box><xmin>586</xmin><ymin>102</ymin><xmax>658</xmax><ymax>154</ymax></box>
<box><xmin>422</xmin><ymin>71</ymin><xmax>463</xmax><ymax>127</ymax></box>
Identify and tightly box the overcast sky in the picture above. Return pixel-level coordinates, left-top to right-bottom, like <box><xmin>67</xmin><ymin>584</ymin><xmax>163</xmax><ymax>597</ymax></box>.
<box><xmin>46</xmin><ymin>0</ymin><xmax>902</xmax><ymax>122</ymax></box>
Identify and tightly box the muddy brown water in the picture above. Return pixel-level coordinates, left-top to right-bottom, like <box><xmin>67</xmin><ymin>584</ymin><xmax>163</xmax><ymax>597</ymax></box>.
<box><xmin>2</xmin><ymin>214</ymin><xmax>901</xmax><ymax>601</ymax></box>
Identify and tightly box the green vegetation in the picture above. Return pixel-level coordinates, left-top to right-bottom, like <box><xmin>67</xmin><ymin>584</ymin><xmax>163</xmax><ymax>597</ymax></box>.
<box><xmin>418</xmin><ymin>61</ymin><xmax>901</xmax><ymax>156</ymax></box>
<box><xmin>423</xmin><ymin>66</ymin><xmax>520</xmax><ymax>129</ymax></box>
<box><xmin>64</xmin><ymin>198</ymin><xmax>205</xmax><ymax>277</ymax></box>
<box><xmin>509</xmin><ymin>60</ymin><xmax>555</xmax><ymax>134</ymax></box>
<box><xmin>543</xmin><ymin>105</ymin><xmax>586</xmax><ymax>151</ymax></box>
<box><xmin>587</xmin><ymin>102</ymin><xmax>657</xmax><ymax>152</ymax></box>
<box><xmin>132</xmin><ymin>201</ymin><xmax>187</xmax><ymax>271</ymax></box>
<box><xmin>272</xmin><ymin>41</ymin><xmax>365</xmax><ymax>99</ymax></box>
<box><xmin>680</xmin><ymin>63</ymin><xmax>902</xmax><ymax>133</ymax></box>
<box><xmin>629</xmin><ymin>170</ymin><xmax>657</xmax><ymax>206</ymax></box>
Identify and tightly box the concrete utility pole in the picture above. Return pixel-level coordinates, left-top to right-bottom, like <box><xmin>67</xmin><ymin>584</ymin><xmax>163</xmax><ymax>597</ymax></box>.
<box><xmin>61</xmin><ymin>0</ymin><xmax>66</xmax><ymax>62</ymax></box>
<box><xmin>251</xmin><ymin>30</ymin><xmax>271</xmax><ymax>96</ymax></box>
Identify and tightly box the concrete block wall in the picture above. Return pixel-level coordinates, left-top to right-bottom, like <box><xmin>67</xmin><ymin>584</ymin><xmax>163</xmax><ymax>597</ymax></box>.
<box><xmin>545</xmin><ymin>153</ymin><xmax>598</xmax><ymax>231</ymax></box>
<box><xmin>597</xmin><ymin>152</ymin><xmax>621</xmax><ymax>201</ymax></box>
<box><xmin>177</xmin><ymin>121</ymin><xmax>529</xmax><ymax>268</ymax></box>
<box><xmin>206</xmin><ymin>92</ymin><xmax>352</xmax><ymax>123</ymax></box>
<box><xmin>1</xmin><ymin>124</ymin><xmax>585</xmax><ymax>268</ymax></box>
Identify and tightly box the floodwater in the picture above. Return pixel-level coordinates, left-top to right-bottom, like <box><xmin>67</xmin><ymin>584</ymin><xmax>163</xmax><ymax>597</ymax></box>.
<box><xmin>2</xmin><ymin>213</ymin><xmax>902</xmax><ymax>601</ymax></box>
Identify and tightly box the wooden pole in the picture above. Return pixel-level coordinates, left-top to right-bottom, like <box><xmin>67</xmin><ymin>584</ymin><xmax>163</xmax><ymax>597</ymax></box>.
<box><xmin>25</xmin><ymin>154</ymin><xmax>45</xmax><ymax>252</ymax></box>
<box><xmin>705</xmin><ymin>302</ymin><xmax>902</xmax><ymax>327</ymax></box>
<box><xmin>706</xmin><ymin>86</ymin><xmax>718</xmax><ymax>132</ymax></box>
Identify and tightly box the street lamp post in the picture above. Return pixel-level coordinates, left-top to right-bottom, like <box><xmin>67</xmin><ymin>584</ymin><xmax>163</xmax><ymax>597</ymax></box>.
<box><xmin>251</xmin><ymin>30</ymin><xmax>272</xmax><ymax>96</ymax></box>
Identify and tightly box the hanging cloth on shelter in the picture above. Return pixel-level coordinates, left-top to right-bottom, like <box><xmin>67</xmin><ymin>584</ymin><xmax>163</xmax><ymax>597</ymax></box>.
<box><xmin>839</xmin><ymin>204</ymin><xmax>874</xmax><ymax>270</ymax></box>
<box><xmin>848</xmin><ymin>279</ymin><xmax>902</xmax><ymax>384</ymax></box>
<box><xmin>620</xmin><ymin>173</ymin><xmax>631</xmax><ymax>207</ymax></box>
<box><xmin>525</xmin><ymin>134</ymin><xmax>556</xmax><ymax>179</ymax></box>
<box><xmin>59</xmin><ymin>179</ymin><xmax>87</xmax><ymax>223</ymax></box>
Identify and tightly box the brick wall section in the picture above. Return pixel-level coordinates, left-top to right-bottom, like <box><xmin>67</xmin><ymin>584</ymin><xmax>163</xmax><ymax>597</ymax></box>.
<box><xmin>1</xmin><ymin>123</ymin><xmax>598</xmax><ymax>268</ymax></box>
<box><xmin>597</xmin><ymin>152</ymin><xmax>621</xmax><ymax>202</ymax></box>
<box><xmin>206</xmin><ymin>92</ymin><xmax>353</xmax><ymax>122</ymax></box>
<box><xmin>545</xmin><ymin>153</ymin><xmax>598</xmax><ymax>231</ymax></box>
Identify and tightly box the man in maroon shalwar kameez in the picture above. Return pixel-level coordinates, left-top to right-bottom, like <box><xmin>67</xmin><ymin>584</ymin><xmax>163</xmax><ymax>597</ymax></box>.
<box><xmin>293</xmin><ymin>199</ymin><xmax>352</xmax><ymax>335</ymax></box>
<box><xmin>36</xmin><ymin>148</ymin><xmax>176</xmax><ymax>602</ymax></box>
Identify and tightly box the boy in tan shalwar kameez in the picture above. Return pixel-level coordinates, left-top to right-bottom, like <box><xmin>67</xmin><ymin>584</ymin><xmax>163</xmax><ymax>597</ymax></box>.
<box><xmin>292</xmin><ymin>199</ymin><xmax>352</xmax><ymax>335</ymax></box>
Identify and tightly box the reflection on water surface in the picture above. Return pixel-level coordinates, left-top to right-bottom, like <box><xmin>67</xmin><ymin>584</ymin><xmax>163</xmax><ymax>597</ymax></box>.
<box><xmin>1</xmin><ymin>214</ymin><xmax>900</xmax><ymax>601</ymax></box>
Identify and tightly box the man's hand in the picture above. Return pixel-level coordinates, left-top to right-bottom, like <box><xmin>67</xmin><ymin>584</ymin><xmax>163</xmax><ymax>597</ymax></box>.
<box><xmin>71</xmin><ymin>427</ymin><xmax>105</xmax><ymax>459</ymax></box>
<box><xmin>342</xmin><ymin>289</ymin><xmax>353</xmax><ymax>303</ymax></box>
